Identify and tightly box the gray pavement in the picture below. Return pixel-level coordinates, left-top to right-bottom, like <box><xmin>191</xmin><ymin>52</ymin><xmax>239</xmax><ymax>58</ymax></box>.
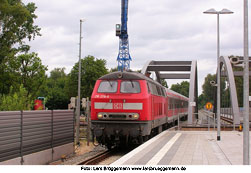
<box><xmin>112</xmin><ymin>130</ymin><xmax>251</xmax><ymax>165</ymax></box>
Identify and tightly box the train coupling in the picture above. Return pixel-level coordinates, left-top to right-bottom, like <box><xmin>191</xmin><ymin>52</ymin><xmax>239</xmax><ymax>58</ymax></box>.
<box><xmin>114</xmin><ymin>129</ymin><xmax>122</xmax><ymax>141</ymax></box>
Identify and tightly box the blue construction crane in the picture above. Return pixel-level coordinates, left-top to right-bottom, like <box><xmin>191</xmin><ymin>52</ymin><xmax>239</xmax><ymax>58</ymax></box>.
<box><xmin>116</xmin><ymin>0</ymin><xmax>132</xmax><ymax>72</ymax></box>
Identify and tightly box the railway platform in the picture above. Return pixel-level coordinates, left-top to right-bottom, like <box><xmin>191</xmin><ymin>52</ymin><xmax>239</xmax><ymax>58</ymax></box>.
<box><xmin>112</xmin><ymin>130</ymin><xmax>251</xmax><ymax>165</ymax></box>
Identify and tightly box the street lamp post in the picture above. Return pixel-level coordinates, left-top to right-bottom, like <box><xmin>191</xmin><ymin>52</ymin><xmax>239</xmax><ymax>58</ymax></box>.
<box><xmin>76</xmin><ymin>19</ymin><xmax>84</xmax><ymax>146</ymax></box>
<box><xmin>203</xmin><ymin>8</ymin><xmax>233</xmax><ymax>141</ymax></box>
<box><xmin>243</xmin><ymin>0</ymin><xmax>249</xmax><ymax>165</ymax></box>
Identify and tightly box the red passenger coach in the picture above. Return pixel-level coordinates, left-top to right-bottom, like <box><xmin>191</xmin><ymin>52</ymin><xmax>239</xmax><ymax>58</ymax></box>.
<box><xmin>91</xmin><ymin>71</ymin><xmax>188</xmax><ymax>148</ymax></box>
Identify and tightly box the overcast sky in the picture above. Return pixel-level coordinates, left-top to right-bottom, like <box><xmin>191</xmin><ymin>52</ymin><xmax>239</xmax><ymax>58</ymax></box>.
<box><xmin>22</xmin><ymin>0</ymin><xmax>250</xmax><ymax>94</ymax></box>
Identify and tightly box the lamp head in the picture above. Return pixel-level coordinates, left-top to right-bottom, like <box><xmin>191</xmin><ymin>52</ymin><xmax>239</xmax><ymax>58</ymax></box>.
<box><xmin>203</xmin><ymin>8</ymin><xmax>234</xmax><ymax>14</ymax></box>
<box><xmin>220</xmin><ymin>9</ymin><xmax>234</xmax><ymax>14</ymax></box>
<box><xmin>203</xmin><ymin>8</ymin><xmax>217</xmax><ymax>14</ymax></box>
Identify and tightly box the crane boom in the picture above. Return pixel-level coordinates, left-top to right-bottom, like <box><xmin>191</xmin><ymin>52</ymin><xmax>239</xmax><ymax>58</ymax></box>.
<box><xmin>116</xmin><ymin>0</ymin><xmax>132</xmax><ymax>71</ymax></box>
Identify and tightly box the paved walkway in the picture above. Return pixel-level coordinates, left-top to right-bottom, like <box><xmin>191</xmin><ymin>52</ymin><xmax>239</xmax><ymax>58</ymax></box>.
<box><xmin>112</xmin><ymin>131</ymin><xmax>251</xmax><ymax>165</ymax></box>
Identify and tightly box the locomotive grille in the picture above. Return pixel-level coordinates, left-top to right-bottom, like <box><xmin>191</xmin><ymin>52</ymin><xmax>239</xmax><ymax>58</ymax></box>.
<box><xmin>97</xmin><ymin>112</ymin><xmax>139</xmax><ymax>120</ymax></box>
<box><xmin>109</xmin><ymin>114</ymin><xmax>127</xmax><ymax>118</ymax></box>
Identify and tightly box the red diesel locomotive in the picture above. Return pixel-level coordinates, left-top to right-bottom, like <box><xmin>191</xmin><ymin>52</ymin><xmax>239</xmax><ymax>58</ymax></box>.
<box><xmin>91</xmin><ymin>71</ymin><xmax>188</xmax><ymax>148</ymax></box>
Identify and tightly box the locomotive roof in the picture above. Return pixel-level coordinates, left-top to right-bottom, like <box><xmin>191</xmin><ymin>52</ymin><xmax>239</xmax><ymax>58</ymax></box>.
<box><xmin>99</xmin><ymin>71</ymin><xmax>163</xmax><ymax>87</ymax></box>
<box><xmin>99</xmin><ymin>71</ymin><xmax>188</xmax><ymax>100</ymax></box>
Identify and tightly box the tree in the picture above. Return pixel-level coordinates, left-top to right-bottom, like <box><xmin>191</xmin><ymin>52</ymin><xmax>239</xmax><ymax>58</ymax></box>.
<box><xmin>198</xmin><ymin>94</ymin><xmax>206</xmax><ymax>109</ymax></box>
<box><xmin>235</xmin><ymin>77</ymin><xmax>243</xmax><ymax>107</ymax></box>
<box><xmin>229</xmin><ymin>55</ymin><xmax>251</xmax><ymax>107</ymax></box>
<box><xmin>41</xmin><ymin>68</ymin><xmax>69</xmax><ymax>110</ymax></box>
<box><xmin>171</xmin><ymin>81</ymin><xmax>189</xmax><ymax>97</ymax></box>
<box><xmin>199</xmin><ymin>56</ymin><xmax>251</xmax><ymax>109</ymax></box>
<box><xmin>0</xmin><ymin>1</ymin><xmax>45</xmax><ymax>111</ymax></box>
<box><xmin>0</xmin><ymin>85</ymin><xmax>33</xmax><ymax>111</ymax></box>
<box><xmin>14</xmin><ymin>53</ymin><xmax>47</xmax><ymax>98</ymax></box>
<box><xmin>110</xmin><ymin>67</ymin><xmax>118</xmax><ymax>72</ymax></box>
<box><xmin>0</xmin><ymin>0</ymin><xmax>41</xmax><ymax>63</ymax></box>
<box><xmin>199</xmin><ymin>74</ymin><xmax>218</xmax><ymax>109</ymax></box>
<box><xmin>50</xmin><ymin>68</ymin><xmax>67</xmax><ymax>81</ymax></box>
<box><xmin>66</xmin><ymin>55</ymin><xmax>108</xmax><ymax>99</ymax></box>
<box><xmin>0</xmin><ymin>53</ymin><xmax>47</xmax><ymax>102</ymax></box>
<box><xmin>199</xmin><ymin>73</ymin><xmax>227</xmax><ymax>109</ymax></box>
<box><xmin>161</xmin><ymin>79</ymin><xmax>168</xmax><ymax>88</ymax></box>
<box><xmin>0</xmin><ymin>0</ymin><xmax>41</xmax><ymax>96</ymax></box>
<box><xmin>202</xmin><ymin>74</ymin><xmax>216</xmax><ymax>103</ymax></box>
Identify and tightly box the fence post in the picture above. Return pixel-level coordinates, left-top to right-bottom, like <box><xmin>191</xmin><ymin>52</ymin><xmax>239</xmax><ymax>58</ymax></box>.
<box><xmin>20</xmin><ymin>110</ymin><xmax>24</xmax><ymax>165</ymax></box>
<box><xmin>73</xmin><ymin>110</ymin><xmax>75</xmax><ymax>152</ymax></box>
<box><xmin>51</xmin><ymin>110</ymin><xmax>54</xmax><ymax>160</ymax></box>
<box><xmin>213</xmin><ymin>113</ymin><xmax>216</xmax><ymax>131</ymax></box>
<box><xmin>208</xmin><ymin>114</ymin><xmax>210</xmax><ymax>131</ymax></box>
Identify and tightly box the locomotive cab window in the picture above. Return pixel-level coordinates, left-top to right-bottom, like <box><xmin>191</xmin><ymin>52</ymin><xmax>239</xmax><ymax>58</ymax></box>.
<box><xmin>120</xmin><ymin>81</ymin><xmax>141</xmax><ymax>93</ymax></box>
<box><xmin>149</xmin><ymin>83</ymin><xmax>158</xmax><ymax>95</ymax></box>
<box><xmin>162</xmin><ymin>88</ymin><xmax>167</xmax><ymax>97</ymax></box>
<box><xmin>147</xmin><ymin>82</ymin><xmax>151</xmax><ymax>93</ymax></box>
<box><xmin>156</xmin><ymin>86</ymin><xmax>162</xmax><ymax>96</ymax></box>
<box><xmin>98</xmin><ymin>81</ymin><xmax>118</xmax><ymax>93</ymax></box>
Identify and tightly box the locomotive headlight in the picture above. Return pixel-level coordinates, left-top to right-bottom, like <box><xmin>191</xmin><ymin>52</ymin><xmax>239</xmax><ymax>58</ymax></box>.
<box><xmin>97</xmin><ymin>113</ymin><xmax>103</xmax><ymax>119</ymax></box>
<box><xmin>133</xmin><ymin>113</ymin><xmax>139</xmax><ymax>119</ymax></box>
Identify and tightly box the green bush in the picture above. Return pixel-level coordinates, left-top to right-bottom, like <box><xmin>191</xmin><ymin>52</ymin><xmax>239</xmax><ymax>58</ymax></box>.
<box><xmin>0</xmin><ymin>85</ymin><xmax>33</xmax><ymax>111</ymax></box>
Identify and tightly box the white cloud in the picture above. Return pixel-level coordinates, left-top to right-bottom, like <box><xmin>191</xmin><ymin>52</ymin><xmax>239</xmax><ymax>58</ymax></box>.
<box><xmin>22</xmin><ymin>0</ymin><xmax>250</xmax><ymax>95</ymax></box>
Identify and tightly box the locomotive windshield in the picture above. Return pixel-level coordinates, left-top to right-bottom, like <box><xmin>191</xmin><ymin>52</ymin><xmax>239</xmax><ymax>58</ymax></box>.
<box><xmin>120</xmin><ymin>81</ymin><xmax>140</xmax><ymax>93</ymax></box>
<box><xmin>98</xmin><ymin>81</ymin><xmax>118</xmax><ymax>93</ymax></box>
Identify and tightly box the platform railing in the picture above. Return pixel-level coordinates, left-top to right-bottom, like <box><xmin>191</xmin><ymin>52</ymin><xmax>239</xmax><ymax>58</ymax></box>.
<box><xmin>203</xmin><ymin>110</ymin><xmax>216</xmax><ymax>131</ymax></box>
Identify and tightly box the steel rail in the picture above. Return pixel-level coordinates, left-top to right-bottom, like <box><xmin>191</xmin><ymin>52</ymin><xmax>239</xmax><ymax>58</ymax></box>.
<box><xmin>78</xmin><ymin>150</ymin><xmax>114</xmax><ymax>165</ymax></box>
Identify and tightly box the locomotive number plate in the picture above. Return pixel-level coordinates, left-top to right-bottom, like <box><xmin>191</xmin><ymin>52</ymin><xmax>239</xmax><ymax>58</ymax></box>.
<box><xmin>113</xmin><ymin>103</ymin><xmax>123</xmax><ymax>109</ymax></box>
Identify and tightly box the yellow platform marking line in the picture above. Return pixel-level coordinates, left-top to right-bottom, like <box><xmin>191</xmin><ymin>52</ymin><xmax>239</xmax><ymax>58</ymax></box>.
<box><xmin>146</xmin><ymin>133</ymin><xmax>182</xmax><ymax>165</ymax></box>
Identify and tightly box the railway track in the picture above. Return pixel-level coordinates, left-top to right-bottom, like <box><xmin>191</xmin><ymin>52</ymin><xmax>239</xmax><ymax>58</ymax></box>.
<box><xmin>78</xmin><ymin>150</ymin><xmax>114</xmax><ymax>165</ymax></box>
<box><xmin>77</xmin><ymin>124</ymin><xmax>179</xmax><ymax>165</ymax></box>
<box><xmin>78</xmin><ymin>148</ymin><xmax>132</xmax><ymax>165</ymax></box>
<box><xmin>201</xmin><ymin>110</ymin><xmax>234</xmax><ymax>124</ymax></box>
<box><xmin>220</xmin><ymin>116</ymin><xmax>233</xmax><ymax>124</ymax></box>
